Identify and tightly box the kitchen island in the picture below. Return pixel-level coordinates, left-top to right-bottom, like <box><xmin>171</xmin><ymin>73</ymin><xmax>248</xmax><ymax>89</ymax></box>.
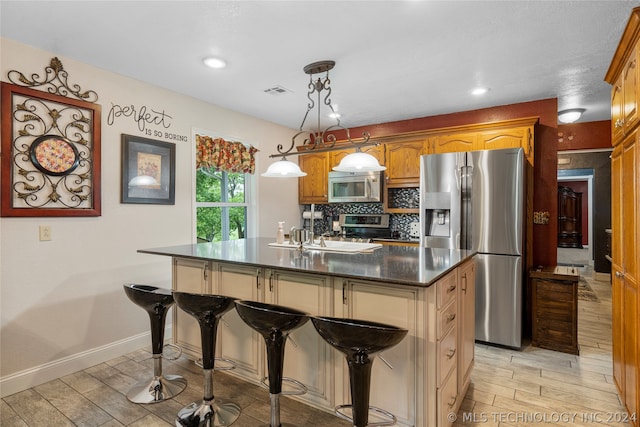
<box><xmin>139</xmin><ymin>238</ymin><xmax>476</xmax><ymax>427</ymax></box>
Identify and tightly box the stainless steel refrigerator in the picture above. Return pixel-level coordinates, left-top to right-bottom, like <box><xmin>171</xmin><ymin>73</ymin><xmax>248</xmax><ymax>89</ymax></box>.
<box><xmin>419</xmin><ymin>148</ymin><xmax>525</xmax><ymax>348</ymax></box>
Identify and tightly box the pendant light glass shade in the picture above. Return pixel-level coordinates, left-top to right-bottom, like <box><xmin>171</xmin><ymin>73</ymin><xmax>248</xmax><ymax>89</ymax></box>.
<box><xmin>128</xmin><ymin>175</ymin><xmax>159</xmax><ymax>187</ymax></box>
<box><xmin>332</xmin><ymin>151</ymin><xmax>386</xmax><ymax>172</ymax></box>
<box><xmin>261</xmin><ymin>158</ymin><xmax>307</xmax><ymax>177</ymax></box>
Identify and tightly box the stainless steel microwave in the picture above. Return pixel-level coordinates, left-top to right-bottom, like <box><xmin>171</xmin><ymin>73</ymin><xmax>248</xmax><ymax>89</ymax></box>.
<box><xmin>328</xmin><ymin>171</ymin><xmax>382</xmax><ymax>203</ymax></box>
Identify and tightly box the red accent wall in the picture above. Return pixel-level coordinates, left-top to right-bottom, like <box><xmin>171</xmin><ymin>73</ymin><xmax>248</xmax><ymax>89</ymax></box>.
<box><xmin>333</xmin><ymin>98</ymin><xmax>560</xmax><ymax>267</ymax></box>
<box><xmin>557</xmin><ymin>121</ymin><xmax>611</xmax><ymax>150</ymax></box>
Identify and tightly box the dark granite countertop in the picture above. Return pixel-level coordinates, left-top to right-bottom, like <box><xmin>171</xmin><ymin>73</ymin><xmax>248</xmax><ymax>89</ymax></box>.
<box><xmin>138</xmin><ymin>237</ymin><xmax>475</xmax><ymax>287</ymax></box>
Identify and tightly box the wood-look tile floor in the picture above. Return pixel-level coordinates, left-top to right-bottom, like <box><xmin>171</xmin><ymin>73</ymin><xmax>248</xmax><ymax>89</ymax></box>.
<box><xmin>2</xmin><ymin>269</ymin><xmax>631</xmax><ymax>427</ymax></box>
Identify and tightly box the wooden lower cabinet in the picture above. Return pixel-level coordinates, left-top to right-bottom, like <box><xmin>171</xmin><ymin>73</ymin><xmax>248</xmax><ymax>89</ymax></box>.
<box><xmin>529</xmin><ymin>267</ymin><xmax>579</xmax><ymax>355</ymax></box>
<box><xmin>171</xmin><ymin>257</ymin><xmax>475</xmax><ymax>427</ymax></box>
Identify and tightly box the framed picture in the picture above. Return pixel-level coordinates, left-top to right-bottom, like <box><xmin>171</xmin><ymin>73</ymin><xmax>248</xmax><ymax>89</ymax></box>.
<box><xmin>121</xmin><ymin>134</ymin><xmax>175</xmax><ymax>204</ymax></box>
<box><xmin>0</xmin><ymin>82</ymin><xmax>101</xmax><ymax>217</ymax></box>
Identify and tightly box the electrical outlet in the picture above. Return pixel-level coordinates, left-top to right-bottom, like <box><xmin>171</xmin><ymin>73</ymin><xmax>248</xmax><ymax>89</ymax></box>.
<box><xmin>39</xmin><ymin>225</ymin><xmax>52</xmax><ymax>241</ymax></box>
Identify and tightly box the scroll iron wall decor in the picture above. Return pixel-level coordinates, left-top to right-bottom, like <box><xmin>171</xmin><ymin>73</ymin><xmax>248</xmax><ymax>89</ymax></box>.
<box><xmin>1</xmin><ymin>57</ymin><xmax>101</xmax><ymax>217</ymax></box>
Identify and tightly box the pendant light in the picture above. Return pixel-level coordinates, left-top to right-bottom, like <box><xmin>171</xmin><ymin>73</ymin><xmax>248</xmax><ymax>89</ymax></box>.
<box><xmin>264</xmin><ymin>60</ymin><xmax>384</xmax><ymax>177</ymax></box>
<box><xmin>333</xmin><ymin>149</ymin><xmax>386</xmax><ymax>172</ymax></box>
<box><xmin>261</xmin><ymin>157</ymin><xmax>306</xmax><ymax>177</ymax></box>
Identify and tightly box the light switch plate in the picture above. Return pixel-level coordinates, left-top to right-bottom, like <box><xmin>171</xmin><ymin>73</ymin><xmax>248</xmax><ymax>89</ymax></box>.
<box><xmin>39</xmin><ymin>225</ymin><xmax>52</xmax><ymax>241</ymax></box>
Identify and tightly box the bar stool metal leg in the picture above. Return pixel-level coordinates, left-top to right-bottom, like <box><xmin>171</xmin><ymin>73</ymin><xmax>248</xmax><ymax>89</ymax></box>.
<box><xmin>311</xmin><ymin>316</ymin><xmax>408</xmax><ymax>427</ymax></box>
<box><xmin>173</xmin><ymin>292</ymin><xmax>240</xmax><ymax>427</ymax></box>
<box><xmin>123</xmin><ymin>284</ymin><xmax>187</xmax><ymax>404</ymax></box>
<box><xmin>235</xmin><ymin>300</ymin><xmax>309</xmax><ymax>427</ymax></box>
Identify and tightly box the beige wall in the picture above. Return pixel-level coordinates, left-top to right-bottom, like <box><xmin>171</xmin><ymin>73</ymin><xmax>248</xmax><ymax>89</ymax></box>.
<box><xmin>0</xmin><ymin>38</ymin><xmax>300</xmax><ymax>396</ymax></box>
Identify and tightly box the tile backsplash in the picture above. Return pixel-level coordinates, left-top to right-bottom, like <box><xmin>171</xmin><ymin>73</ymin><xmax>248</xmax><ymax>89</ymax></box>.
<box><xmin>301</xmin><ymin>197</ymin><xmax>420</xmax><ymax>240</ymax></box>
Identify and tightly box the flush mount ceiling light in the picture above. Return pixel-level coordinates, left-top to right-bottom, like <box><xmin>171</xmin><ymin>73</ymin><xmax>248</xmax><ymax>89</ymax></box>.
<box><xmin>202</xmin><ymin>56</ymin><xmax>227</xmax><ymax>69</ymax></box>
<box><xmin>558</xmin><ymin>108</ymin><xmax>586</xmax><ymax>124</ymax></box>
<box><xmin>263</xmin><ymin>60</ymin><xmax>385</xmax><ymax>177</ymax></box>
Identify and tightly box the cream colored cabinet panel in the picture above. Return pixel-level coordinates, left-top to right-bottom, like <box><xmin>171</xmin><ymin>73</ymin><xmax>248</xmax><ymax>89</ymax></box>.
<box><xmin>457</xmin><ymin>259</ymin><xmax>475</xmax><ymax>396</ymax></box>
<box><xmin>437</xmin><ymin>325</ymin><xmax>457</xmax><ymax>386</ymax></box>
<box><xmin>214</xmin><ymin>263</ymin><xmax>264</xmax><ymax>383</ymax></box>
<box><xmin>266</xmin><ymin>269</ymin><xmax>334</xmax><ymax>409</ymax></box>
<box><xmin>172</xmin><ymin>258</ymin><xmax>211</xmax><ymax>359</ymax></box>
<box><xmin>436</xmin><ymin>270</ymin><xmax>458</xmax><ymax>309</ymax></box>
<box><xmin>341</xmin><ymin>281</ymin><xmax>419</xmax><ymax>427</ymax></box>
<box><xmin>437</xmin><ymin>368</ymin><xmax>458</xmax><ymax>427</ymax></box>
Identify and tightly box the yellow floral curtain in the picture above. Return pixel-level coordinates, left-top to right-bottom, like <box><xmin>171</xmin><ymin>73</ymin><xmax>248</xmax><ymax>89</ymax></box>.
<box><xmin>195</xmin><ymin>135</ymin><xmax>258</xmax><ymax>174</ymax></box>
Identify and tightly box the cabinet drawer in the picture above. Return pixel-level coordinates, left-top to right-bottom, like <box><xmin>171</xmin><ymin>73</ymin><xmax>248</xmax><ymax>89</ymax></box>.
<box><xmin>437</xmin><ymin>300</ymin><xmax>457</xmax><ymax>338</ymax></box>
<box><xmin>436</xmin><ymin>271</ymin><xmax>457</xmax><ymax>309</ymax></box>
<box><xmin>438</xmin><ymin>325</ymin><xmax>457</xmax><ymax>386</ymax></box>
<box><xmin>437</xmin><ymin>367</ymin><xmax>458</xmax><ymax>427</ymax></box>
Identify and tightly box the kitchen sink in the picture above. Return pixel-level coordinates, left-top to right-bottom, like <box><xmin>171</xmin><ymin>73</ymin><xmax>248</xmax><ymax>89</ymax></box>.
<box><xmin>268</xmin><ymin>240</ymin><xmax>382</xmax><ymax>253</ymax></box>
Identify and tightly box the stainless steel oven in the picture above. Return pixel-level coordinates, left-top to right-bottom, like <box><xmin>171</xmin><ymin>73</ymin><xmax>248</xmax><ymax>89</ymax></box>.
<box><xmin>328</xmin><ymin>171</ymin><xmax>382</xmax><ymax>203</ymax></box>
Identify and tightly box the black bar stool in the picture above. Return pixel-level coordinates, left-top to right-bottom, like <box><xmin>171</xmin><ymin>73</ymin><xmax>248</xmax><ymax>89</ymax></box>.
<box><xmin>311</xmin><ymin>316</ymin><xmax>408</xmax><ymax>427</ymax></box>
<box><xmin>123</xmin><ymin>284</ymin><xmax>187</xmax><ymax>403</ymax></box>
<box><xmin>173</xmin><ymin>292</ymin><xmax>241</xmax><ymax>427</ymax></box>
<box><xmin>234</xmin><ymin>300</ymin><xmax>309</xmax><ymax>427</ymax></box>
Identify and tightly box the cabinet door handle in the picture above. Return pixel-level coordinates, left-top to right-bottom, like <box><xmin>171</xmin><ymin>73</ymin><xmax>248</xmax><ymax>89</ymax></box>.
<box><xmin>446</xmin><ymin>348</ymin><xmax>456</xmax><ymax>359</ymax></box>
<box><xmin>269</xmin><ymin>271</ymin><xmax>274</xmax><ymax>292</ymax></box>
<box><xmin>461</xmin><ymin>273</ymin><xmax>467</xmax><ymax>294</ymax></box>
<box><xmin>342</xmin><ymin>281</ymin><xmax>348</xmax><ymax>305</ymax></box>
<box><xmin>203</xmin><ymin>264</ymin><xmax>208</xmax><ymax>281</ymax></box>
<box><xmin>615</xmin><ymin>271</ymin><xmax>624</xmax><ymax>278</ymax></box>
<box><xmin>448</xmin><ymin>394</ymin><xmax>458</xmax><ymax>408</ymax></box>
<box><xmin>256</xmin><ymin>269</ymin><xmax>261</xmax><ymax>289</ymax></box>
<box><xmin>447</xmin><ymin>284</ymin><xmax>456</xmax><ymax>294</ymax></box>
<box><xmin>447</xmin><ymin>313</ymin><xmax>456</xmax><ymax>323</ymax></box>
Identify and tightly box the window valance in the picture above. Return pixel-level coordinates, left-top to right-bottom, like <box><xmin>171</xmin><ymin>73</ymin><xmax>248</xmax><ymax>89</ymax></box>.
<box><xmin>196</xmin><ymin>134</ymin><xmax>258</xmax><ymax>174</ymax></box>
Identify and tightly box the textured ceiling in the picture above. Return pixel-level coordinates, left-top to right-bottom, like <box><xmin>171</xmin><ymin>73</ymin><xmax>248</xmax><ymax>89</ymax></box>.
<box><xmin>1</xmin><ymin>1</ymin><xmax>636</xmax><ymax>129</ymax></box>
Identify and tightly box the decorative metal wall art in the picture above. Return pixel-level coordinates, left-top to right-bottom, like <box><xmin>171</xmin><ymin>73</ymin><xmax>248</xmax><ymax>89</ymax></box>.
<box><xmin>7</xmin><ymin>57</ymin><xmax>99</xmax><ymax>102</ymax></box>
<box><xmin>1</xmin><ymin>82</ymin><xmax>102</xmax><ymax>216</ymax></box>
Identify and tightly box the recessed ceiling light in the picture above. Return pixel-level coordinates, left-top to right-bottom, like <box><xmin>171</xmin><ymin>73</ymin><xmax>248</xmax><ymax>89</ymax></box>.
<box><xmin>471</xmin><ymin>87</ymin><xmax>489</xmax><ymax>96</ymax></box>
<box><xmin>202</xmin><ymin>56</ymin><xmax>227</xmax><ymax>69</ymax></box>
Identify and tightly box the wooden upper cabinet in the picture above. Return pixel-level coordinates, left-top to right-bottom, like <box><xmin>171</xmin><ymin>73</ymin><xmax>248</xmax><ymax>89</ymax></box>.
<box><xmin>623</xmin><ymin>46</ymin><xmax>639</xmax><ymax>134</ymax></box>
<box><xmin>298</xmin><ymin>152</ymin><xmax>329</xmax><ymax>204</ymax></box>
<box><xmin>478</xmin><ymin>126</ymin><xmax>531</xmax><ymax>151</ymax></box>
<box><xmin>433</xmin><ymin>132</ymin><xmax>476</xmax><ymax>154</ymax></box>
<box><xmin>612</xmin><ymin>74</ymin><xmax>625</xmax><ymax>143</ymax></box>
<box><xmin>606</xmin><ymin>8</ymin><xmax>640</xmax><ymax>425</ymax></box>
<box><xmin>384</xmin><ymin>139</ymin><xmax>428</xmax><ymax>184</ymax></box>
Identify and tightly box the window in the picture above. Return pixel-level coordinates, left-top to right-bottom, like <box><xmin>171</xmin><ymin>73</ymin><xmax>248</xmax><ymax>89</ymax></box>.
<box><xmin>196</xmin><ymin>168</ymin><xmax>250</xmax><ymax>242</ymax></box>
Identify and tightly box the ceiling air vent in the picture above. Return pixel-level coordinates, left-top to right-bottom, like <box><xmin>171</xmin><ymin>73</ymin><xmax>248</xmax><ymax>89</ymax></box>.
<box><xmin>264</xmin><ymin>85</ymin><xmax>291</xmax><ymax>95</ymax></box>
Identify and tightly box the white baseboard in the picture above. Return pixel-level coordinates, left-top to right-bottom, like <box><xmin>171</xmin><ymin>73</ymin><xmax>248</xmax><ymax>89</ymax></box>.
<box><xmin>0</xmin><ymin>326</ymin><xmax>171</xmax><ymax>398</ymax></box>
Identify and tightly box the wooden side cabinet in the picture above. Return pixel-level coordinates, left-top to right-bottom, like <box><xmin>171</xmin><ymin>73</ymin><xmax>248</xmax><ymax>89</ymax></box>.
<box><xmin>529</xmin><ymin>266</ymin><xmax>580</xmax><ymax>355</ymax></box>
